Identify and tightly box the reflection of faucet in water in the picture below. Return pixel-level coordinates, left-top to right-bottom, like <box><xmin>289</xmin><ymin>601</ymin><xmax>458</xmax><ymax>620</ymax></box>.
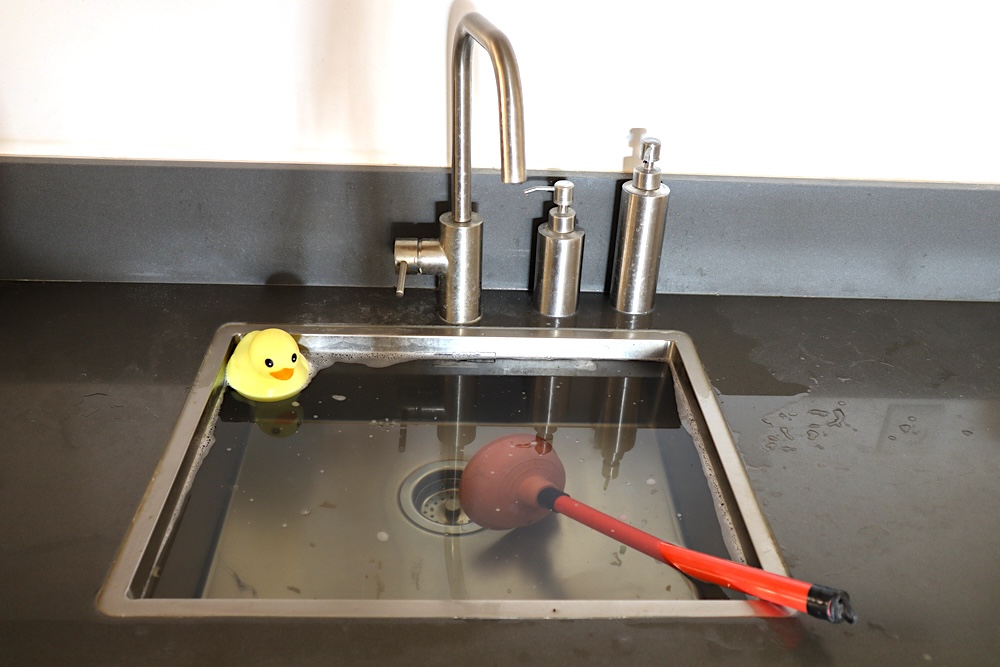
<box><xmin>596</xmin><ymin>375</ymin><xmax>640</xmax><ymax>488</ymax></box>
<box><xmin>438</xmin><ymin>374</ymin><xmax>477</xmax><ymax>460</ymax></box>
<box><xmin>531</xmin><ymin>375</ymin><xmax>569</xmax><ymax>443</ymax></box>
<box><xmin>392</xmin><ymin>375</ymin><xmax>477</xmax><ymax>460</ymax></box>
<box><xmin>394</xmin><ymin>12</ymin><xmax>527</xmax><ymax>324</ymax></box>
<box><xmin>596</xmin><ymin>366</ymin><xmax>677</xmax><ymax>487</ymax></box>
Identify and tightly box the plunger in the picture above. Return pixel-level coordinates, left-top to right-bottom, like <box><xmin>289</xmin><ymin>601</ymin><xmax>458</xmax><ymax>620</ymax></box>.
<box><xmin>458</xmin><ymin>434</ymin><xmax>856</xmax><ymax>624</ymax></box>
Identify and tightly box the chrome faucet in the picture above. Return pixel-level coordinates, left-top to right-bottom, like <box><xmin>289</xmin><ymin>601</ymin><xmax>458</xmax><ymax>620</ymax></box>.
<box><xmin>394</xmin><ymin>12</ymin><xmax>526</xmax><ymax>324</ymax></box>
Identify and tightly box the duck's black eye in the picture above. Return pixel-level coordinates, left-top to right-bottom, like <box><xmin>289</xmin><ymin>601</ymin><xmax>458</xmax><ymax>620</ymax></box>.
<box><xmin>291</xmin><ymin>353</ymin><xmax>298</xmax><ymax>363</ymax></box>
<box><xmin>265</xmin><ymin>358</ymin><xmax>274</xmax><ymax>368</ymax></box>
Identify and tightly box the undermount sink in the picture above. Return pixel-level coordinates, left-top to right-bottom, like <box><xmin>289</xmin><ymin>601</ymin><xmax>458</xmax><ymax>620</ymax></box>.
<box><xmin>98</xmin><ymin>324</ymin><xmax>791</xmax><ymax>619</ymax></box>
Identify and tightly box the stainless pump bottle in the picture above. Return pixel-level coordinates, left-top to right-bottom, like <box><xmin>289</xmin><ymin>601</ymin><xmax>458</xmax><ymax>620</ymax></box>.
<box><xmin>609</xmin><ymin>138</ymin><xmax>670</xmax><ymax>314</ymax></box>
<box><xmin>525</xmin><ymin>180</ymin><xmax>584</xmax><ymax>318</ymax></box>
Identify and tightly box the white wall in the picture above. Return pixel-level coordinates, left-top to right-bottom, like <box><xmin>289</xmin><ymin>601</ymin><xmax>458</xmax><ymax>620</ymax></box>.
<box><xmin>2</xmin><ymin>0</ymin><xmax>998</xmax><ymax>183</ymax></box>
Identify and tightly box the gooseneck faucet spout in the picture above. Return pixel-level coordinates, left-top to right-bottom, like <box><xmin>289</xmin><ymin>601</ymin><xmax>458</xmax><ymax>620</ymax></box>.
<box><xmin>452</xmin><ymin>12</ymin><xmax>526</xmax><ymax>222</ymax></box>
<box><xmin>394</xmin><ymin>12</ymin><xmax>526</xmax><ymax>325</ymax></box>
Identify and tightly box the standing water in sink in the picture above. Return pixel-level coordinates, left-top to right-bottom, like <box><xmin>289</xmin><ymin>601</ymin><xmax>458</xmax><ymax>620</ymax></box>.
<box><xmin>151</xmin><ymin>358</ymin><xmax>738</xmax><ymax>604</ymax></box>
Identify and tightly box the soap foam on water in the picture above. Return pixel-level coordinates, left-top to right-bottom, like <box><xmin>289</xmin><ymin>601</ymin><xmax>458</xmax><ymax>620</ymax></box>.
<box><xmin>304</xmin><ymin>349</ymin><xmax>422</xmax><ymax>380</ymax></box>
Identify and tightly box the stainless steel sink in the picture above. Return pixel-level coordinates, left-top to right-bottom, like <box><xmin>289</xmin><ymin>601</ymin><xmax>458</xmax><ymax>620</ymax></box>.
<box><xmin>98</xmin><ymin>324</ymin><xmax>791</xmax><ymax>619</ymax></box>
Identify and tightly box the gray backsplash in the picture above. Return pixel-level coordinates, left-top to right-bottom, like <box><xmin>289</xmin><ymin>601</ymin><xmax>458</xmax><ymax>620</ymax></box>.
<box><xmin>2</xmin><ymin>157</ymin><xmax>998</xmax><ymax>301</ymax></box>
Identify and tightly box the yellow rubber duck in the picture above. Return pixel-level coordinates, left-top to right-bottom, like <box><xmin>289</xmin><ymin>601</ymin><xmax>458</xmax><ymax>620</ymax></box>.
<box><xmin>226</xmin><ymin>328</ymin><xmax>311</xmax><ymax>402</ymax></box>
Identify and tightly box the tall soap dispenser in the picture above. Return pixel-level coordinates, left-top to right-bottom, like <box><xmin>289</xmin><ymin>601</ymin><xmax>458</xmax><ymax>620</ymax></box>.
<box><xmin>525</xmin><ymin>180</ymin><xmax>584</xmax><ymax>317</ymax></box>
<box><xmin>610</xmin><ymin>138</ymin><xmax>670</xmax><ymax>314</ymax></box>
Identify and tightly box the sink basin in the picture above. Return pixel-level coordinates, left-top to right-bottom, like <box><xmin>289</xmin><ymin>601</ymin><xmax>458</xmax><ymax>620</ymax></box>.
<box><xmin>98</xmin><ymin>324</ymin><xmax>790</xmax><ymax>619</ymax></box>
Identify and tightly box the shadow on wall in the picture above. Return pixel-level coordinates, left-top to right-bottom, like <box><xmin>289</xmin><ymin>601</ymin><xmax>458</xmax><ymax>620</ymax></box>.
<box><xmin>293</xmin><ymin>2</ymin><xmax>396</xmax><ymax>287</ymax></box>
<box><xmin>622</xmin><ymin>128</ymin><xmax>648</xmax><ymax>172</ymax></box>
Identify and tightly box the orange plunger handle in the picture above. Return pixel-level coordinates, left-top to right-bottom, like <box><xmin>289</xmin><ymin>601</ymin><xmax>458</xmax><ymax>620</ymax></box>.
<box><xmin>538</xmin><ymin>488</ymin><xmax>856</xmax><ymax>624</ymax></box>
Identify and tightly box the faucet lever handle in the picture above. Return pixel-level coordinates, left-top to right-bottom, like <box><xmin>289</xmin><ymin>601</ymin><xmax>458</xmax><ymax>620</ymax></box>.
<box><xmin>393</xmin><ymin>237</ymin><xmax>447</xmax><ymax>298</ymax></box>
<box><xmin>395</xmin><ymin>260</ymin><xmax>409</xmax><ymax>297</ymax></box>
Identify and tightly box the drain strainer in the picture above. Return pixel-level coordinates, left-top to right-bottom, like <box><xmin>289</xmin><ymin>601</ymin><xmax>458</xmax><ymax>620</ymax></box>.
<box><xmin>399</xmin><ymin>460</ymin><xmax>484</xmax><ymax>536</ymax></box>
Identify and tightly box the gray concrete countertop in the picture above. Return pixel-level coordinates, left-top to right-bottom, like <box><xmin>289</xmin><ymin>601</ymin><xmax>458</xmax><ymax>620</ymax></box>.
<box><xmin>2</xmin><ymin>281</ymin><xmax>998</xmax><ymax>666</ymax></box>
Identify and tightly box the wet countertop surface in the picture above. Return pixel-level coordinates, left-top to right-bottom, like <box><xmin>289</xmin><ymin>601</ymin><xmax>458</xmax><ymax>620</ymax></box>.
<box><xmin>2</xmin><ymin>281</ymin><xmax>998</xmax><ymax>666</ymax></box>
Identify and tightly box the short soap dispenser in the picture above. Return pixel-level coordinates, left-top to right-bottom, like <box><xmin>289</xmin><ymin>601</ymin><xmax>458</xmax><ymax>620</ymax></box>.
<box><xmin>524</xmin><ymin>180</ymin><xmax>584</xmax><ymax>317</ymax></box>
<box><xmin>610</xmin><ymin>138</ymin><xmax>670</xmax><ymax>314</ymax></box>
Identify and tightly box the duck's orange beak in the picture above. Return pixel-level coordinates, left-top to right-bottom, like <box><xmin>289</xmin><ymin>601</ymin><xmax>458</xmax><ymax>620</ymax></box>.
<box><xmin>270</xmin><ymin>367</ymin><xmax>294</xmax><ymax>381</ymax></box>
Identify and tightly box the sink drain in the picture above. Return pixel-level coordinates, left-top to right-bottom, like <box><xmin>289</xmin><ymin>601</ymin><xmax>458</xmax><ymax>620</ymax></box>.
<box><xmin>399</xmin><ymin>460</ymin><xmax>484</xmax><ymax>536</ymax></box>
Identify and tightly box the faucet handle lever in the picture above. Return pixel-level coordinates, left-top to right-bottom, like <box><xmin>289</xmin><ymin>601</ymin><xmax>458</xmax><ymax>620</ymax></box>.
<box><xmin>393</xmin><ymin>237</ymin><xmax>447</xmax><ymax>298</ymax></box>
<box><xmin>393</xmin><ymin>238</ymin><xmax>419</xmax><ymax>298</ymax></box>
<box><xmin>394</xmin><ymin>260</ymin><xmax>408</xmax><ymax>297</ymax></box>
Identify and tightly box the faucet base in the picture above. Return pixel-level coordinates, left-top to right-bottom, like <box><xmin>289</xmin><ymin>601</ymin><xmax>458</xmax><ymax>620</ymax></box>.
<box><xmin>437</xmin><ymin>211</ymin><xmax>483</xmax><ymax>325</ymax></box>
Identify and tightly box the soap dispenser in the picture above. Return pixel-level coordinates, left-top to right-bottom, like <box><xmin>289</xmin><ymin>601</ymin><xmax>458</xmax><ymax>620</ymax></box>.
<box><xmin>524</xmin><ymin>180</ymin><xmax>584</xmax><ymax>318</ymax></box>
<box><xmin>609</xmin><ymin>138</ymin><xmax>670</xmax><ymax>314</ymax></box>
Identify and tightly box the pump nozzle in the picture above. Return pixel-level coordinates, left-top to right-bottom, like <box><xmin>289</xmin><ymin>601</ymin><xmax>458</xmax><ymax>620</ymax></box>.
<box><xmin>641</xmin><ymin>138</ymin><xmax>661</xmax><ymax>167</ymax></box>
<box><xmin>634</xmin><ymin>138</ymin><xmax>663</xmax><ymax>190</ymax></box>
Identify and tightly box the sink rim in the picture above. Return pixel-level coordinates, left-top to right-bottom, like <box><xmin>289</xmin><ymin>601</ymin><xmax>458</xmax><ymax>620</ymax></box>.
<box><xmin>97</xmin><ymin>322</ymin><xmax>792</xmax><ymax>620</ymax></box>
